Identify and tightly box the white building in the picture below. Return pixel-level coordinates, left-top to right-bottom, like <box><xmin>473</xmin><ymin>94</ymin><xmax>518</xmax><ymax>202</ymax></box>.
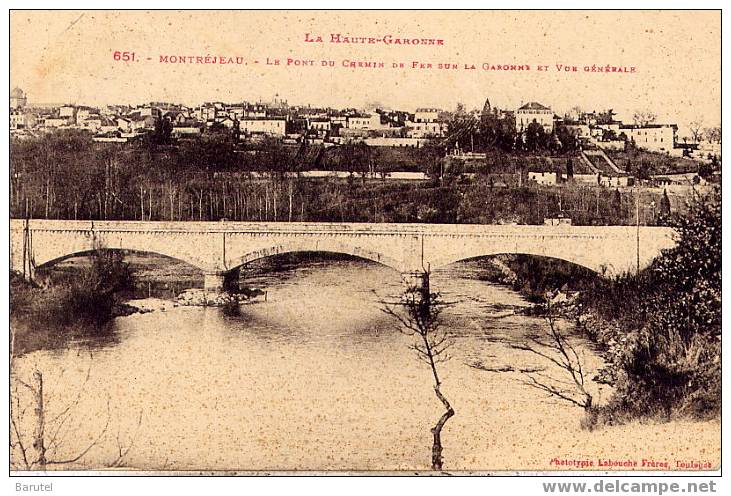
<box><xmin>414</xmin><ymin>108</ymin><xmax>441</xmax><ymax>123</ymax></box>
<box><xmin>528</xmin><ymin>171</ymin><xmax>558</xmax><ymax>185</ymax></box>
<box><xmin>79</xmin><ymin>118</ymin><xmax>103</xmax><ymax>131</ymax></box>
<box><xmin>59</xmin><ymin>106</ymin><xmax>76</xmax><ymax>119</ymax></box>
<box><xmin>240</xmin><ymin>118</ymin><xmax>286</xmax><ymax>136</ymax></box>
<box><xmin>308</xmin><ymin>118</ymin><xmax>331</xmax><ymax>132</ymax></box>
<box><xmin>10</xmin><ymin>109</ymin><xmax>27</xmax><ymax>129</ymax></box>
<box><xmin>405</xmin><ymin>120</ymin><xmax>446</xmax><ymax>138</ymax></box>
<box><xmin>43</xmin><ymin>117</ymin><xmax>70</xmax><ymax>128</ymax></box>
<box><xmin>621</xmin><ymin>124</ymin><xmax>677</xmax><ymax>152</ymax></box>
<box><xmin>347</xmin><ymin>114</ymin><xmax>382</xmax><ymax>130</ymax></box>
<box><xmin>516</xmin><ymin>102</ymin><xmax>554</xmax><ymax>132</ymax></box>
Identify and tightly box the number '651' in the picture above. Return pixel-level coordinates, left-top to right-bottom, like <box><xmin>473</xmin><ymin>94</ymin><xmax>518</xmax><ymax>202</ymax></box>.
<box><xmin>113</xmin><ymin>51</ymin><xmax>135</xmax><ymax>62</ymax></box>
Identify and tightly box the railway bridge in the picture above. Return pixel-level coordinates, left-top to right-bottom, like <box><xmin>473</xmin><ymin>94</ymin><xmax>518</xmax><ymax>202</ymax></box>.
<box><xmin>10</xmin><ymin>220</ymin><xmax>677</xmax><ymax>290</ymax></box>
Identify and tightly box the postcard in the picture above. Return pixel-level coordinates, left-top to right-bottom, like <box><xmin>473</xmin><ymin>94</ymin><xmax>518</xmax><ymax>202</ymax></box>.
<box><xmin>9</xmin><ymin>10</ymin><xmax>721</xmax><ymax>474</ymax></box>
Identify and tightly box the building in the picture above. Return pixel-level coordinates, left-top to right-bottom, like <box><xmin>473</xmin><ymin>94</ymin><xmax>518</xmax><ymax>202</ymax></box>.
<box><xmin>405</xmin><ymin>120</ymin><xmax>446</xmax><ymax>138</ymax></box>
<box><xmin>43</xmin><ymin>116</ymin><xmax>70</xmax><ymax>128</ymax></box>
<box><xmin>59</xmin><ymin>106</ymin><xmax>76</xmax><ymax>119</ymax></box>
<box><xmin>308</xmin><ymin>118</ymin><xmax>332</xmax><ymax>132</ymax></box>
<box><xmin>347</xmin><ymin>114</ymin><xmax>381</xmax><ymax>130</ymax></box>
<box><xmin>621</xmin><ymin>124</ymin><xmax>677</xmax><ymax>152</ymax></box>
<box><xmin>215</xmin><ymin>116</ymin><xmax>239</xmax><ymax>129</ymax></box>
<box><xmin>516</xmin><ymin>101</ymin><xmax>554</xmax><ymax>132</ymax></box>
<box><xmin>116</xmin><ymin>117</ymin><xmax>133</xmax><ymax>132</ymax></box>
<box><xmin>598</xmin><ymin>174</ymin><xmax>634</xmax><ymax>188</ymax></box>
<box><xmin>528</xmin><ymin>171</ymin><xmax>559</xmax><ymax>185</ymax></box>
<box><xmin>10</xmin><ymin>87</ymin><xmax>27</xmax><ymax>109</ymax></box>
<box><xmin>544</xmin><ymin>214</ymin><xmax>572</xmax><ymax>226</ymax></box>
<box><xmin>79</xmin><ymin>117</ymin><xmax>103</xmax><ymax>131</ymax></box>
<box><xmin>239</xmin><ymin>118</ymin><xmax>286</xmax><ymax>136</ymax></box>
<box><xmin>10</xmin><ymin>109</ymin><xmax>27</xmax><ymax>129</ymax></box>
<box><xmin>414</xmin><ymin>108</ymin><xmax>441</xmax><ymax>123</ymax></box>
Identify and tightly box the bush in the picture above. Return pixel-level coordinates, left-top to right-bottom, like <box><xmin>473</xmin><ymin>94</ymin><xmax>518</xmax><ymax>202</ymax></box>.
<box><xmin>11</xmin><ymin>249</ymin><xmax>134</xmax><ymax>328</ymax></box>
<box><xmin>591</xmin><ymin>187</ymin><xmax>721</xmax><ymax>421</ymax></box>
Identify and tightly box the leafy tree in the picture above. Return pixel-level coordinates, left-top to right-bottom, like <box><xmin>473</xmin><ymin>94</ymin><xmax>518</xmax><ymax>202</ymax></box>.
<box><xmin>556</xmin><ymin>125</ymin><xmax>578</xmax><ymax>152</ymax></box>
<box><xmin>611</xmin><ymin>188</ymin><xmax>623</xmax><ymax>217</ymax></box>
<box><xmin>524</xmin><ymin>121</ymin><xmax>547</xmax><ymax>152</ymax></box>
<box><xmin>658</xmin><ymin>189</ymin><xmax>671</xmax><ymax>222</ymax></box>
<box><xmin>150</xmin><ymin>117</ymin><xmax>173</xmax><ymax>145</ymax></box>
<box><xmin>609</xmin><ymin>187</ymin><xmax>720</xmax><ymax>419</ymax></box>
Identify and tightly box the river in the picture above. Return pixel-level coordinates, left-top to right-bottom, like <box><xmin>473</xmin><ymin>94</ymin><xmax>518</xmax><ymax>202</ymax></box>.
<box><xmin>11</xmin><ymin>255</ymin><xmax>719</xmax><ymax>472</ymax></box>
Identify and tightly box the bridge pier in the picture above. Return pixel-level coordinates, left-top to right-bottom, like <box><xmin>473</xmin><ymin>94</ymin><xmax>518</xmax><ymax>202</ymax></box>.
<box><xmin>203</xmin><ymin>270</ymin><xmax>242</xmax><ymax>293</ymax></box>
<box><xmin>203</xmin><ymin>273</ymin><xmax>226</xmax><ymax>292</ymax></box>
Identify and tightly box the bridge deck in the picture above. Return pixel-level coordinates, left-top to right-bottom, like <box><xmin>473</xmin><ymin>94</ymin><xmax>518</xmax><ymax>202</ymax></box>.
<box><xmin>10</xmin><ymin>219</ymin><xmax>672</xmax><ymax>238</ymax></box>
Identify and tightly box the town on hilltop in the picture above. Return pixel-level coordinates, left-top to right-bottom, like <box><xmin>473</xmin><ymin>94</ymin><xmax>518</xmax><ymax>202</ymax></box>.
<box><xmin>9</xmin><ymin>86</ymin><xmax>721</xmax><ymax>226</ymax></box>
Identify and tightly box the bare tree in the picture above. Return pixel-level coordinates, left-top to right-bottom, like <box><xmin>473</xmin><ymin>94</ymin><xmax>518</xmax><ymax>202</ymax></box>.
<box><xmin>509</xmin><ymin>302</ymin><xmax>593</xmax><ymax>412</ymax></box>
<box><xmin>381</xmin><ymin>270</ymin><xmax>455</xmax><ymax>471</ymax></box>
<box><xmin>633</xmin><ymin>110</ymin><xmax>657</xmax><ymax>127</ymax></box>
<box><xmin>704</xmin><ymin>126</ymin><xmax>721</xmax><ymax>144</ymax></box>
<box><xmin>10</xmin><ymin>358</ymin><xmax>143</xmax><ymax>471</ymax></box>
<box><xmin>688</xmin><ymin>119</ymin><xmax>704</xmax><ymax>143</ymax></box>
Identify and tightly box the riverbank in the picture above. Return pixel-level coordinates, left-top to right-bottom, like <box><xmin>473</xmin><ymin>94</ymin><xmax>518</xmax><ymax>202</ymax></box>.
<box><xmin>475</xmin><ymin>189</ymin><xmax>721</xmax><ymax>425</ymax></box>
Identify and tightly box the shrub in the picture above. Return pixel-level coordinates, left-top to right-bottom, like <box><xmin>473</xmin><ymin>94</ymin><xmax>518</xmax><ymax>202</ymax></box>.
<box><xmin>594</xmin><ymin>187</ymin><xmax>721</xmax><ymax>421</ymax></box>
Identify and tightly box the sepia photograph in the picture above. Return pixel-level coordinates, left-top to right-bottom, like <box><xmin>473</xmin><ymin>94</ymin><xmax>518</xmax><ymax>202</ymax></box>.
<box><xmin>6</xmin><ymin>8</ymin><xmax>722</xmax><ymax>479</ymax></box>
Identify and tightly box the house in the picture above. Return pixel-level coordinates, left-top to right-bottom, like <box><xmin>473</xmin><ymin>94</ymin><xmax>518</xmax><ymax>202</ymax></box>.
<box><xmin>621</xmin><ymin>124</ymin><xmax>677</xmax><ymax>152</ymax></box>
<box><xmin>10</xmin><ymin>109</ymin><xmax>28</xmax><ymax>129</ymax></box>
<box><xmin>347</xmin><ymin>114</ymin><xmax>381</xmax><ymax>130</ymax></box>
<box><xmin>198</xmin><ymin>103</ymin><xmax>224</xmax><ymax>121</ymax></box>
<box><xmin>79</xmin><ymin>117</ymin><xmax>103</xmax><ymax>131</ymax></box>
<box><xmin>59</xmin><ymin>106</ymin><xmax>76</xmax><ymax>119</ymax></box>
<box><xmin>544</xmin><ymin>214</ymin><xmax>572</xmax><ymax>226</ymax></box>
<box><xmin>125</xmin><ymin>111</ymin><xmax>156</xmax><ymax>130</ymax></box>
<box><xmin>308</xmin><ymin>118</ymin><xmax>331</xmax><ymax>132</ymax></box>
<box><xmin>215</xmin><ymin>116</ymin><xmax>239</xmax><ymax>129</ymax></box>
<box><xmin>239</xmin><ymin>118</ymin><xmax>286</xmax><ymax>136</ymax></box>
<box><xmin>528</xmin><ymin>171</ymin><xmax>559</xmax><ymax>185</ymax></box>
<box><xmin>405</xmin><ymin>120</ymin><xmax>446</xmax><ymax>138</ymax></box>
<box><xmin>43</xmin><ymin>117</ymin><xmax>70</xmax><ymax>128</ymax></box>
<box><xmin>516</xmin><ymin>102</ymin><xmax>554</xmax><ymax>132</ymax></box>
<box><xmin>164</xmin><ymin>111</ymin><xmax>192</xmax><ymax>125</ymax></box>
<box><xmin>414</xmin><ymin>108</ymin><xmax>441</xmax><ymax>123</ymax></box>
<box><xmin>599</xmin><ymin>174</ymin><xmax>634</xmax><ymax>187</ymax></box>
<box><xmin>117</xmin><ymin>117</ymin><xmax>133</xmax><ymax>132</ymax></box>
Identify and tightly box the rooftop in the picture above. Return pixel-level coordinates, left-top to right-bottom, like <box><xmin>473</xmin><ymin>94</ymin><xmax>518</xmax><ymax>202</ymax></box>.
<box><xmin>517</xmin><ymin>101</ymin><xmax>551</xmax><ymax>111</ymax></box>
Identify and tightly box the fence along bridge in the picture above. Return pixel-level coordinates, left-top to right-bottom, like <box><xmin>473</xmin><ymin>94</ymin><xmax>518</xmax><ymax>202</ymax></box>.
<box><xmin>10</xmin><ymin>220</ymin><xmax>676</xmax><ymax>290</ymax></box>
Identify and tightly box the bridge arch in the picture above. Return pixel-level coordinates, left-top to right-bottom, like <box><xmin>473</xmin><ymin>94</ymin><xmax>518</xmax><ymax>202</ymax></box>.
<box><xmin>33</xmin><ymin>248</ymin><xmax>207</xmax><ymax>274</ymax></box>
<box><xmin>226</xmin><ymin>240</ymin><xmax>404</xmax><ymax>273</ymax></box>
<box><xmin>435</xmin><ymin>252</ymin><xmax>606</xmax><ymax>276</ymax></box>
<box><xmin>431</xmin><ymin>249</ymin><xmax>618</xmax><ymax>276</ymax></box>
<box><xmin>34</xmin><ymin>247</ymin><xmax>208</xmax><ymax>273</ymax></box>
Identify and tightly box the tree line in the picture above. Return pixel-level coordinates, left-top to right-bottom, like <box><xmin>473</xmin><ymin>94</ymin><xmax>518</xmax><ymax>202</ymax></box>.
<box><xmin>11</xmin><ymin>130</ymin><xmax>671</xmax><ymax>225</ymax></box>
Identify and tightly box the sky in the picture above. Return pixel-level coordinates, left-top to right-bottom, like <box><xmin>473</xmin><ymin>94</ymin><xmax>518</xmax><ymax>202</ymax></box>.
<box><xmin>10</xmin><ymin>10</ymin><xmax>721</xmax><ymax>136</ymax></box>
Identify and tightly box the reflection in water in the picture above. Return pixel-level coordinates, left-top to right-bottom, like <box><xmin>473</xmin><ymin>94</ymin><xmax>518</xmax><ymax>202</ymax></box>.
<box><xmin>14</xmin><ymin>256</ymin><xmax>613</xmax><ymax>471</ymax></box>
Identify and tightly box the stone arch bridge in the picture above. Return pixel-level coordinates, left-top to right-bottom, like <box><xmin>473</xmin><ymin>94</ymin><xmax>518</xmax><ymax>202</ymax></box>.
<box><xmin>10</xmin><ymin>220</ymin><xmax>676</xmax><ymax>290</ymax></box>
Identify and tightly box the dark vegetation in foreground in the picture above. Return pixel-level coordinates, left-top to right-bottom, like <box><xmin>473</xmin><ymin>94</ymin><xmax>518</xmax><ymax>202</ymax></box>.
<box><xmin>10</xmin><ymin>250</ymin><xmax>134</xmax><ymax>356</ymax></box>
<box><xmin>591</xmin><ymin>187</ymin><xmax>720</xmax><ymax>422</ymax></box>
<box><xmin>488</xmin><ymin>187</ymin><xmax>721</xmax><ymax>424</ymax></box>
